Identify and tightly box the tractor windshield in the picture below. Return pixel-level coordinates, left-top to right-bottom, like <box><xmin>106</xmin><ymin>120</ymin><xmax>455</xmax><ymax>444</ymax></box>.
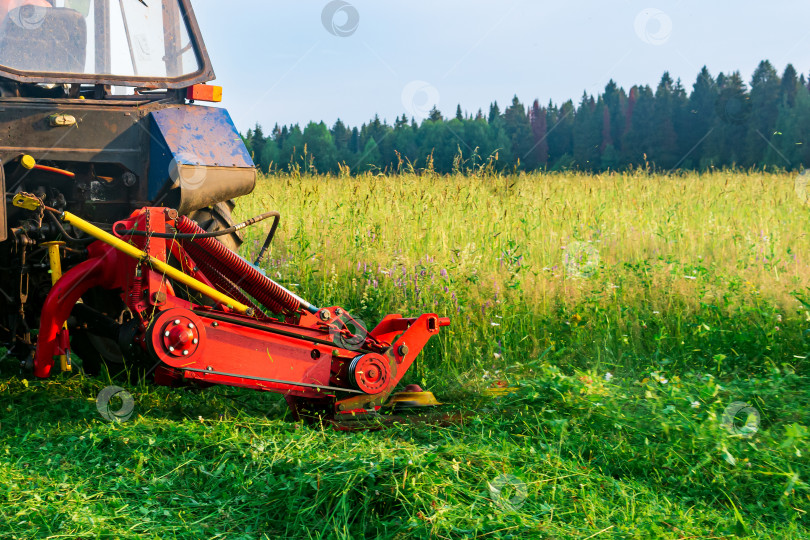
<box><xmin>0</xmin><ymin>0</ymin><xmax>212</xmax><ymax>88</ymax></box>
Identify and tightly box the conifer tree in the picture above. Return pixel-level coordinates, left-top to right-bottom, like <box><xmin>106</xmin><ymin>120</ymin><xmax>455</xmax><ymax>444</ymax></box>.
<box><xmin>745</xmin><ymin>60</ymin><xmax>781</xmax><ymax>166</ymax></box>
<box><xmin>573</xmin><ymin>93</ymin><xmax>600</xmax><ymax>170</ymax></box>
<box><xmin>710</xmin><ymin>71</ymin><xmax>750</xmax><ymax>167</ymax></box>
<box><xmin>781</xmin><ymin>64</ymin><xmax>799</xmax><ymax>107</ymax></box>
<box><xmin>529</xmin><ymin>99</ymin><xmax>549</xmax><ymax>168</ymax></box>
<box><xmin>547</xmin><ymin>100</ymin><xmax>575</xmax><ymax>169</ymax></box>
<box><xmin>503</xmin><ymin>96</ymin><xmax>533</xmax><ymax>168</ymax></box>
<box><xmin>651</xmin><ymin>73</ymin><xmax>680</xmax><ymax>169</ymax></box>
<box><xmin>488</xmin><ymin>102</ymin><xmax>501</xmax><ymax>125</ymax></box>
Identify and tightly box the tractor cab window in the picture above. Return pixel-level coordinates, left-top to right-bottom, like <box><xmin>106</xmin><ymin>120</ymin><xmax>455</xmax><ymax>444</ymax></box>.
<box><xmin>0</xmin><ymin>0</ymin><xmax>202</xmax><ymax>82</ymax></box>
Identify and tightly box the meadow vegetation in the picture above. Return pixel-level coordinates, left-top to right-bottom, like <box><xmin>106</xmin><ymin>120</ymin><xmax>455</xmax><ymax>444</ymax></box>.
<box><xmin>1</xmin><ymin>170</ymin><xmax>809</xmax><ymax>538</ymax></box>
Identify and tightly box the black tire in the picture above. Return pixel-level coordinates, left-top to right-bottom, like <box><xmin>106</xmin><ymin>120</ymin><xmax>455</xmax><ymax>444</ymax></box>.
<box><xmin>187</xmin><ymin>201</ymin><xmax>243</xmax><ymax>252</ymax></box>
<box><xmin>71</xmin><ymin>330</ymin><xmax>120</xmax><ymax>376</ymax></box>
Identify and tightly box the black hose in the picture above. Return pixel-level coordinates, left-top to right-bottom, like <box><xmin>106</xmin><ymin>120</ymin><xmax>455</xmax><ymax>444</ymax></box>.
<box><xmin>45</xmin><ymin>211</ymin><xmax>95</xmax><ymax>244</ymax></box>
<box><xmin>114</xmin><ymin>211</ymin><xmax>280</xmax><ymax>241</ymax></box>
<box><xmin>253</xmin><ymin>214</ymin><xmax>280</xmax><ymax>266</ymax></box>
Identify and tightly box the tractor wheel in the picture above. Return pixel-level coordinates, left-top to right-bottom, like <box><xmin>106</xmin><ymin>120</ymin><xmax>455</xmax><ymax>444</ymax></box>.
<box><xmin>71</xmin><ymin>331</ymin><xmax>122</xmax><ymax>376</ymax></box>
<box><xmin>187</xmin><ymin>201</ymin><xmax>243</xmax><ymax>252</ymax></box>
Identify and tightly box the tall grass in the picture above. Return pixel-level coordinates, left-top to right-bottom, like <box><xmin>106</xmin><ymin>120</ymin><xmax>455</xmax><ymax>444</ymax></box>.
<box><xmin>237</xmin><ymin>170</ymin><xmax>810</xmax><ymax>384</ymax></box>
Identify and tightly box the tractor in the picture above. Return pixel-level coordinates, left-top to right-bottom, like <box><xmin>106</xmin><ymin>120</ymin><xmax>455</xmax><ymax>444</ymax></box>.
<box><xmin>0</xmin><ymin>0</ymin><xmax>447</xmax><ymax>424</ymax></box>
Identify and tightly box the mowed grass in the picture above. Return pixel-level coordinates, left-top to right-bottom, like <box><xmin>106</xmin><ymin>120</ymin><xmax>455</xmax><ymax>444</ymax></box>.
<box><xmin>1</xmin><ymin>171</ymin><xmax>810</xmax><ymax>539</ymax></box>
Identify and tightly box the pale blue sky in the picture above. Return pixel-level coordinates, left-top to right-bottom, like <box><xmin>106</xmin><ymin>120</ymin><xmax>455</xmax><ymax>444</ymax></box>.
<box><xmin>192</xmin><ymin>1</ymin><xmax>810</xmax><ymax>132</ymax></box>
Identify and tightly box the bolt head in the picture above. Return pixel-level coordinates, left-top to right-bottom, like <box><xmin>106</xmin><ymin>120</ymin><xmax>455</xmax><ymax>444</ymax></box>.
<box><xmin>319</xmin><ymin>310</ymin><xmax>331</xmax><ymax>321</ymax></box>
<box><xmin>193</xmin><ymin>338</ymin><xmax>198</xmax><ymax>345</ymax></box>
<box><xmin>183</xmin><ymin>350</ymin><xmax>189</xmax><ymax>356</ymax></box>
<box><xmin>188</xmin><ymin>323</ymin><xmax>195</xmax><ymax>329</ymax></box>
<box><xmin>173</xmin><ymin>319</ymin><xmax>180</xmax><ymax>325</ymax></box>
<box><xmin>164</xmin><ymin>331</ymin><xmax>170</xmax><ymax>337</ymax></box>
<box><xmin>335</xmin><ymin>308</ymin><xmax>343</xmax><ymax>316</ymax></box>
<box><xmin>168</xmin><ymin>346</ymin><xmax>175</xmax><ymax>352</ymax></box>
<box><xmin>398</xmin><ymin>344</ymin><xmax>409</xmax><ymax>357</ymax></box>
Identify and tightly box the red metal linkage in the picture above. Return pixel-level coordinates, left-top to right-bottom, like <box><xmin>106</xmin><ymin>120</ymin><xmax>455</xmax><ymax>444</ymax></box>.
<box><xmin>32</xmin><ymin>207</ymin><xmax>449</xmax><ymax>418</ymax></box>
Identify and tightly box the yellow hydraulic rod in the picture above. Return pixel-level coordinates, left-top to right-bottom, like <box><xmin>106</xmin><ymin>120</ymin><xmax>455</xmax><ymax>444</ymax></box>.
<box><xmin>60</xmin><ymin>211</ymin><xmax>252</xmax><ymax>315</ymax></box>
<box><xmin>42</xmin><ymin>241</ymin><xmax>71</xmax><ymax>372</ymax></box>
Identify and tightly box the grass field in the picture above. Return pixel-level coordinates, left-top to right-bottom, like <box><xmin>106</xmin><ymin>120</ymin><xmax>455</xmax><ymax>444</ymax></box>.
<box><xmin>1</xmin><ymin>171</ymin><xmax>810</xmax><ymax>538</ymax></box>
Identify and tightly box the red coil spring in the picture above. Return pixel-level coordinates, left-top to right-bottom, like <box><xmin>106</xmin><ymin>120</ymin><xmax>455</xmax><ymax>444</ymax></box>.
<box><xmin>187</xmin><ymin>243</ymin><xmax>284</xmax><ymax>314</ymax></box>
<box><xmin>127</xmin><ymin>276</ymin><xmax>143</xmax><ymax>312</ymax></box>
<box><xmin>175</xmin><ymin>216</ymin><xmax>299</xmax><ymax>314</ymax></box>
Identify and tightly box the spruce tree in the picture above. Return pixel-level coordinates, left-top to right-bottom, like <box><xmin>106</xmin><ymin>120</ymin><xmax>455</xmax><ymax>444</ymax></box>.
<box><xmin>712</xmin><ymin>71</ymin><xmax>750</xmax><ymax>166</ymax></box>
<box><xmin>681</xmin><ymin>67</ymin><xmax>718</xmax><ymax>168</ymax></box>
<box><xmin>649</xmin><ymin>73</ymin><xmax>679</xmax><ymax>169</ymax></box>
<box><xmin>547</xmin><ymin>100</ymin><xmax>575</xmax><ymax>169</ymax></box>
<box><xmin>529</xmin><ymin>99</ymin><xmax>549</xmax><ymax>169</ymax></box>
<box><xmin>488</xmin><ymin>102</ymin><xmax>501</xmax><ymax>125</ymax></box>
<box><xmin>621</xmin><ymin>86</ymin><xmax>655</xmax><ymax>167</ymax></box>
<box><xmin>573</xmin><ymin>92</ymin><xmax>600</xmax><ymax>170</ymax></box>
<box><xmin>503</xmin><ymin>96</ymin><xmax>533</xmax><ymax>168</ymax></box>
<box><xmin>602</xmin><ymin>80</ymin><xmax>627</xmax><ymax>157</ymax></box>
<box><xmin>428</xmin><ymin>106</ymin><xmax>443</xmax><ymax>122</ymax></box>
<box><xmin>781</xmin><ymin>64</ymin><xmax>799</xmax><ymax>107</ymax></box>
<box><xmin>744</xmin><ymin>60</ymin><xmax>780</xmax><ymax>167</ymax></box>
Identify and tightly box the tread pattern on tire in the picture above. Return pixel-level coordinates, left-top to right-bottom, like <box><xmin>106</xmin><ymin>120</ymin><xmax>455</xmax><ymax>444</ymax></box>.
<box><xmin>187</xmin><ymin>201</ymin><xmax>243</xmax><ymax>252</ymax></box>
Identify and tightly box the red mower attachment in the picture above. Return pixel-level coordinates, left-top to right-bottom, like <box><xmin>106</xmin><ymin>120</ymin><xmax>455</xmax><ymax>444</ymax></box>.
<box><xmin>17</xmin><ymin>197</ymin><xmax>450</xmax><ymax>421</ymax></box>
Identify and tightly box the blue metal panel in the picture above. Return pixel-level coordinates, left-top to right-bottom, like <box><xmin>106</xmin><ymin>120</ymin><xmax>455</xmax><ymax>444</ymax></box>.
<box><xmin>148</xmin><ymin>105</ymin><xmax>254</xmax><ymax>200</ymax></box>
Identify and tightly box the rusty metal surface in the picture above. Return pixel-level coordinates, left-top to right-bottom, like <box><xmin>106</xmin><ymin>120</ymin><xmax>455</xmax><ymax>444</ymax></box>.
<box><xmin>175</xmin><ymin>165</ymin><xmax>256</xmax><ymax>215</ymax></box>
<box><xmin>0</xmin><ymin>97</ymin><xmax>172</xmax><ymax>203</ymax></box>
<box><xmin>0</xmin><ymin>0</ymin><xmax>213</xmax><ymax>90</ymax></box>
<box><xmin>150</xmin><ymin>106</ymin><xmax>254</xmax><ymax>169</ymax></box>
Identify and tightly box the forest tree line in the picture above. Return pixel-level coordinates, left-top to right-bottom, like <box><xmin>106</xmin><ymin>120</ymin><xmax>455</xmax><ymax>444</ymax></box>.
<box><xmin>243</xmin><ymin>60</ymin><xmax>810</xmax><ymax>174</ymax></box>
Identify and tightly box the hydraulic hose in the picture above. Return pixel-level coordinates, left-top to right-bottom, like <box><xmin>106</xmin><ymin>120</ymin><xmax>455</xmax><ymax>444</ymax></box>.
<box><xmin>253</xmin><ymin>214</ymin><xmax>280</xmax><ymax>266</ymax></box>
<box><xmin>114</xmin><ymin>211</ymin><xmax>280</xmax><ymax>240</ymax></box>
<box><xmin>45</xmin><ymin>211</ymin><xmax>95</xmax><ymax>244</ymax></box>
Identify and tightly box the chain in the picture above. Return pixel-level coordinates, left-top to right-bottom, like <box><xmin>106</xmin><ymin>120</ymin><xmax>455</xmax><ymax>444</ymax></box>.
<box><xmin>144</xmin><ymin>208</ymin><xmax>151</xmax><ymax>257</ymax></box>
